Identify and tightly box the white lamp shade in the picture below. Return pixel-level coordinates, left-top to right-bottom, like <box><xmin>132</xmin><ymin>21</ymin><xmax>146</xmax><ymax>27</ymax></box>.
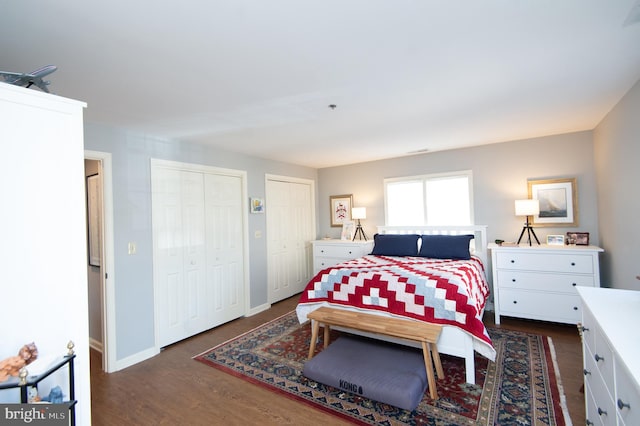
<box><xmin>514</xmin><ymin>199</ymin><xmax>540</xmax><ymax>216</ymax></box>
<box><xmin>352</xmin><ymin>207</ymin><xmax>366</xmax><ymax>220</ymax></box>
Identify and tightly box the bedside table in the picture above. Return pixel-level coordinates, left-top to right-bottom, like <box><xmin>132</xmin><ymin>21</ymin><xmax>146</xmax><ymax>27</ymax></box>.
<box><xmin>488</xmin><ymin>243</ymin><xmax>603</xmax><ymax>325</ymax></box>
<box><xmin>311</xmin><ymin>239</ymin><xmax>374</xmax><ymax>274</ymax></box>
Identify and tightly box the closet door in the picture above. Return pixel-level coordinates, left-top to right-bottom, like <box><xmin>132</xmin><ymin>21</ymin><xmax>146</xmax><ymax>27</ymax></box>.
<box><xmin>204</xmin><ymin>173</ymin><xmax>245</xmax><ymax>325</ymax></box>
<box><xmin>153</xmin><ymin>168</ymin><xmax>208</xmax><ymax>348</ymax></box>
<box><xmin>266</xmin><ymin>178</ymin><xmax>314</xmax><ymax>303</ymax></box>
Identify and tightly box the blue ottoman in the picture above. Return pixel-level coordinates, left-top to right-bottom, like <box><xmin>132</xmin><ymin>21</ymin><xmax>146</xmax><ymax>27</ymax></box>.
<box><xmin>303</xmin><ymin>335</ymin><xmax>428</xmax><ymax>411</ymax></box>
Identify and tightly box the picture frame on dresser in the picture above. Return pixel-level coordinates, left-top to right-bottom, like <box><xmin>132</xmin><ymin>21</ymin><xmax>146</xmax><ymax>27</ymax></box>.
<box><xmin>546</xmin><ymin>234</ymin><xmax>565</xmax><ymax>245</ymax></box>
<box><xmin>528</xmin><ymin>177</ymin><xmax>578</xmax><ymax>227</ymax></box>
<box><xmin>340</xmin><ymin>220</ymin><xmax>356</xmax><ymax>240</ymax></box>
<box><xmin>567</xmin><ymin>231</ymin><xmax>589</xmax><ymax>245</ymax></box>
<box><xmin>330</xmin><ymin>194</ymin><xmax>353</xmax><ymax>227</ymax></box>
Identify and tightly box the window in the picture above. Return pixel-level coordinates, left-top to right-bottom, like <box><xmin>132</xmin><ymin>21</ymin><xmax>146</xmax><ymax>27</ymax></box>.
<box><xmin>384</xmin><ymin>171</ymin><xmax>473</xmax><ymax>226</ymax></box>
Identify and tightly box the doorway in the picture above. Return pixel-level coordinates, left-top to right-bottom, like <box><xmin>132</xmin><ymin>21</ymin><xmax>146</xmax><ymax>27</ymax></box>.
<box><xmin>84</xmin><ymin>150</ymin><xmax>116</xmax><ymax>372</ymax></box>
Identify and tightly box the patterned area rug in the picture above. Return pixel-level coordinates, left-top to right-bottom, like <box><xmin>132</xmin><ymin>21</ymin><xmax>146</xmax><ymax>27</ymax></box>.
<box><xmin>194</xmin><ymin>311</ymin><xmax>568</xmax><ymax>425</ymax></box>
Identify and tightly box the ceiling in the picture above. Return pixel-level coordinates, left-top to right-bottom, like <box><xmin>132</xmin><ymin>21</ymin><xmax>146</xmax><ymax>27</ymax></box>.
<box><xmin>2</xmin><ymin>1</ymin><xmax>640</xmax><ymax>168</ymax></box>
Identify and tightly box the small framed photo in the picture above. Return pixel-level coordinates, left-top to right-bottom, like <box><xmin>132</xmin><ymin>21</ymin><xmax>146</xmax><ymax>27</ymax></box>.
<box><xmin>330</xmin><ymin>194</ymin><xmax>353</xmax><ymax>227</ymax></box>
<box><xmin>546</xmin><ymin>234</ymin><xmax>565</xmax><ymax>246</ymax></box>
<box><xmin>341</xmin><ymin>220</ymin><xmax>356</xmax><ymax>241</ymax></box>
<box><xmin>566</xmin><ymin>232</ymin><xmax>589</xmax><ymax>246</ymax></box>
<box><xmin>250</xmin><ymin>197</ymin><xmax>264</xmax><ymax>214</ymax></box>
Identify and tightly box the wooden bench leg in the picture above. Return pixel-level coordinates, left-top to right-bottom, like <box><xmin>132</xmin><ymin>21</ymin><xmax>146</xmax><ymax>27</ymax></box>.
<box><xmin>308</xmin><ymin>320</ymin><xmax>320</xmax><ymax>359</ymax></box>
<box><xmin>429</xmin><ymin>342</ymin><xmax>444</xmax><ymax>379</ymax></box>
<box><xmin>323</xmin><ymin>324</ymin><xmax>330</xmax><ymax>348</ymax></box>
<box><xmin>421</xmin><ymin>341</ymin><xmax>438</xmax><ymax>399</ymax></box>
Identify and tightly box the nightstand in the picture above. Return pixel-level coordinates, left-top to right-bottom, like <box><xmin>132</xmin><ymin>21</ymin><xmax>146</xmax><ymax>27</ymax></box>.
<box><xmin>488</xmin><ymin>243</ymin><xmax>603</xmax><ymax>325</ymax></box>
<box><xmin>311</xmin><ymin>239</ymin><xmax>374</xmax><ymax>274</ymax></box>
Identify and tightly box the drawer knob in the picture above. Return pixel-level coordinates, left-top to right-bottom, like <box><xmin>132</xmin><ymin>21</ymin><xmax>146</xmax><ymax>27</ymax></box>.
<box><xmin>617</xmin><ymin>399</ymin><xmax>631</xmax><ymax>410</ymax></box>
<box><xmin>511</xmin><ymin>278</ymin><xmax>516</xmax><ymax>282</ymax></box>
<box><xmin>321</xmin><ymin>249</ymin><xmax>325</xmax><ymax>253</ymax></box>
<box><xmin>586</xmin><ymin>421</ymin><xmax>594</xmax><ymax>426</ymax></box>
<box><xmin>583</xmin><ymin>368</ymin><xmax>591</xmax><ymax>376</ymax></box>
<box><xmin>594</xmin><ymin>353</ymin><xmax>604</xmax><ymax>362</ymax></box>
<box><xmin>581</xmin><ymin>326</ymin><xmax>589</xmax><ymax>332</ymax></box>
<box><xmin>572</xmin><ymin>282</ymin><xmax>577</xmax><ymax>286</ymax></box>
<box><xmin>510</xmin><ymin>259</ymin><xmax>515</xmax><ymax>263</ymax></box>
<box><xmin>573</xmin><ymin>306</ymin><xmax>578</xmax><ymax>310</ymax></box>
<box><xmin>571</xmin><ymin>262</ymin><xmax>576</xmax><ymax>266</ymax></box>
<box><xmin>513</xmin><ymin>300</ymin><xmax>518</xmax><ymax>304</ymax></box>
<box><xmin>348</xmin><ymin>251</ymin><xmax>352</xmax><ymax>254</ymax></box>
<box><xmin>597</xmin><ymin>407</ymin><xmax>607</xmax><ymax>417</ymax></box>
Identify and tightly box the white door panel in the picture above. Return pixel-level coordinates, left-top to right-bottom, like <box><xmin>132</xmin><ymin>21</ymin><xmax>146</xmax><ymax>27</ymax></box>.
<box><xmin>266</xmin><ymin>178</ymin><xmax>314</xmax><ymax>303</ymax></box>
<box><xmin>204</xmin><ymin>173</ymin><xmax>245</xmax><ymax>325</ymax></box>
<box><xmin>153</xmin><ymin>162</ymin><xmax>247</xmax><ymax>347</ymax></box>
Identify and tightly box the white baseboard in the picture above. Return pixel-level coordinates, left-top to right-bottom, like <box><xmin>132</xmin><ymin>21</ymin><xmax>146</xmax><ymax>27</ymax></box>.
<box><xmin>112</xmin><ymin>346</ymin><xmax>160</xmax><ymax>372</ymax></box>
<box><xmin>89</xmin><ymin>337</ymin><xmax>103</xmax><ymax>353</ymax></box>
<box><xmin>248</xmin><ymin>302</ymin><xmax>271</xmax><ymax>316</ymax></box>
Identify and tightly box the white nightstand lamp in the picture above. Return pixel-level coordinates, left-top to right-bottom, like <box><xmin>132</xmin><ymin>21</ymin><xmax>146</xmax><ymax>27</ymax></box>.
<box><xmin>515</xmin><ymin>199</ymin><xmax>540</xmax><ymax>246</ymax></box>
<box><xmin>351</xmin><ymin>207</ymin><xmax>368</xmax><ymax>241</ymax></box>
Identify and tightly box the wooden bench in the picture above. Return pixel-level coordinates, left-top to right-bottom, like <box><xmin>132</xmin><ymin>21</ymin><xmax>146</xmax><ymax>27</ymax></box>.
<box><xmin>306</xmin><ymin>307</ymin><xmax>444</xmax><ymax>399</ymax></box>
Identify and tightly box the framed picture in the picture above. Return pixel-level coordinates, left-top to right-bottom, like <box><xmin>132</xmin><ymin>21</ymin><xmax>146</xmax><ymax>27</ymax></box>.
<box><xmin>87</xmin><ymin>174</ymin><xmax>101</xmax><ymax>266</ymax></box>
<box><xmin>250</xmin><ymin>197</ymin><xmax>264</xmax><ymax>214</ymax></box>
<box><xmin>566</xmin><ymin>232</ymin><xmax>589</xmax><ymax>246</ymax></box>
<box><xmin>528</xmin><ymin>178</ymin><xmax>578</xmax><ymax>227</ymax></box>
<box><xmin>330</xmin><ymin>194</ymin><xmax>353</xmax><ymax>227</ymax></box>
<box><xmin>546</xmin><ymin>234</ymin><xmax>565</xmax><ymax>246</ymax></box>
<box><xmin>341</xmin><ymin>220</ymin><xmax>356</xmax><ymax>241</ymax></box>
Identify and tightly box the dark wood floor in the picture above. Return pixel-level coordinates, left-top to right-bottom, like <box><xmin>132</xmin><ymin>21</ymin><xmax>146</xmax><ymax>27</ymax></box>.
<box><xmin>90</xmin><ymin>296</ymin><xmax>585</xmax><ymax>425</ymax></box>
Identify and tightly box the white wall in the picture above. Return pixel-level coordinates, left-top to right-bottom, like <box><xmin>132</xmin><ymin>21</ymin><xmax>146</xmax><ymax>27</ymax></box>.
<box><xmin>318</xmin><ymin>131</ymin><xmax>600</xmax><ymax>283</ymax></box>
<box><xmin>83</xmin><ymin>122</ymin><xmax>318</xmax><ymax>365</ymax></box>
<box><xmin>0</xmin><ymin>83</ymin><xmax>91</xmax><ymax>425</ymax></box>
<box><xmin>594</xmin><ymin>77</ymin><xmax>640</xmax><ymax>289</ymax></box>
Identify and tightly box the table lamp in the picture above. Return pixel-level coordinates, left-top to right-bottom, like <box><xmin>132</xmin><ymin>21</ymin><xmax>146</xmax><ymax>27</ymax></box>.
<box><xmin>351</xmin><ymin>207</ymin><xmax>368</xmax><ymax>241</ymax></box>
<box><xmin>515</xmin><ymin>199</ymin><xmax>540</xmax><ymax>246</ymax></box>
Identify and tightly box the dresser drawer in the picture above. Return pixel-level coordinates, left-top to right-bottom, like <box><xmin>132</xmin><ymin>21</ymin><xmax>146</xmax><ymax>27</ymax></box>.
<box><xmin>314</xmin><ymin>244</ymin><xmax>364</xmax><ymax>259</ymax></box>
<box><xmin>497</xmin><ymin>270</ymin><xmax>595</xmax><ymax>292</ymax></box>
<box><xmin>585</xmin><ymin>378</ymin><xmax>617</xmax><ymax>426</ymax></box>
<box><xmin>616</xmin><ymin>358</ymin><xmax>640</xmax><ymax>425</ymax></box>
<box><xmin>495</xmin><ymin>252</ymin><xmax>593</xmax><ymax>274</ymax></box>
<box><xmin>498</xmin><ymin>289</ymin><xmax>582</xmax><ymax>323</ymax></box>
<box><xmin>593</xmin><ymin>323</ymin><xmax>615</xmax><ymax>394</ymax></box>
<box><xmin>314</xmin><ymin>256</ymin><xmax>346</xmax><ymax>271</ymax></box>
<box><xmin>581</xmin><ymin>305</ymin><xmax>597</xmax><ymax>355</ymax></box>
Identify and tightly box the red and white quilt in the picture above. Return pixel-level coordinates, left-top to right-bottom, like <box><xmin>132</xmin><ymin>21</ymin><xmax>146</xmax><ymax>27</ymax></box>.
<box><xmin>296</xmin><ymin>255</ymin><xmax>496</xmax><ymax>361</ymax></box>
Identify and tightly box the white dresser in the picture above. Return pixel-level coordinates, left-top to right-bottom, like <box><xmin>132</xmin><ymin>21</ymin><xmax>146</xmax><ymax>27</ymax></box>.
<box><xmin>311</xmin><ymin>239</ymin><xmax>374</xmax><ymax>274</ymax></box>
<box><xmin>488</xmin><ymin>244</ymin><xmax>603</xmax><ymax>325</ymax></box>
<box><xmin>577</xmin><ymin>287</ymin><xmax>640</xmax><ymax>426</ymax></box>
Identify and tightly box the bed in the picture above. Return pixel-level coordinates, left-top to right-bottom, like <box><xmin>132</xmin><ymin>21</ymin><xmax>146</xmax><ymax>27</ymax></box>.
<box><xmin>296</xmin><ymin>225</ymin><xmax>495</xmax><ymax>384</ymax></box>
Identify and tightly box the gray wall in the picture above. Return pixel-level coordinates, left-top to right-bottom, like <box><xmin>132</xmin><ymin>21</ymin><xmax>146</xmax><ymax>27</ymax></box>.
<box><xmin>84</xmin><ymin>122</ymin><xmax>317</xmax><ymax>361</ymax></box>
<box><xmin>318</xmin><ymin>131</ymin><xmax>600</xmax><ymax>279</ymax></box>
<box><xmin>594</xmin><ymin>77</ymin><xmax>640</xmax><ymax>289</ymax></box>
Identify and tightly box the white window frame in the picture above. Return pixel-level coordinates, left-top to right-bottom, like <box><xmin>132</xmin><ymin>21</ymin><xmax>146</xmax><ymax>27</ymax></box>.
<box><xmin>383</xmin><ymin>170</ymin><xmax>474</xmax><ymax>226</ymax></box>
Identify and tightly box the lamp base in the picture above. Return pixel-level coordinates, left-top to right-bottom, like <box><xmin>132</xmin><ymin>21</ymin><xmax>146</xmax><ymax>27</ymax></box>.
<box><xmin>517</xmin><ymin>225</ymin><xmax>540</xmax><ymax>246</ymax></box>
<box><xmin>353</xmin><ymin>221</ymin><xmax>368</xmax><ymax>241</ymax></box>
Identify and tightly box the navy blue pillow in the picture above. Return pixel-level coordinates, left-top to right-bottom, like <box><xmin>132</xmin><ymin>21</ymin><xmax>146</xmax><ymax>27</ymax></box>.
<box><xmin>418</xmin><ymin>234</ymin><xmax>474</xmax><ymax>260</ymax></box>
<box><xmin>370</xmin><ymin>234</ymin><xmax>420</xmax><ymax>256</ymax></box>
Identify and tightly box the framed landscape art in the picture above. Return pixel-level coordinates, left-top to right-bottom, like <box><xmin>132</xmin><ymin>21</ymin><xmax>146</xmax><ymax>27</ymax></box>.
<box><xmin>528</xmin><ymin>178</ymin><xmax>578</xmax><ymax>227</ymax></box>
